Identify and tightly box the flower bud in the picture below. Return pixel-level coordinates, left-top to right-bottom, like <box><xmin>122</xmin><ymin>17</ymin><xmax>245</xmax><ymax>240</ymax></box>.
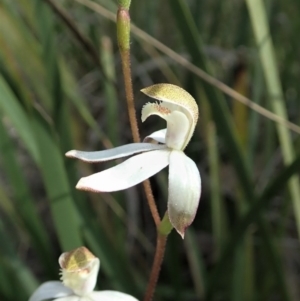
<box><xmin>118</xmin><ymin>0</ymin><xmax>131</xmax><ymax>9</ymax></box>
<box><xmin>117</xmin><ymin>8</ymin><xmax>130</xmax><ymax>52</ymax></box>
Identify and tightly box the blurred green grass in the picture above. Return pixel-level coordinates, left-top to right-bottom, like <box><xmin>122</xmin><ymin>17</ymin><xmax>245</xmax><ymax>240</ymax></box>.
<box><xmin>0</xmin><ymin>0</ymin><xmax>299</xmax><ymax>300</ymax></box>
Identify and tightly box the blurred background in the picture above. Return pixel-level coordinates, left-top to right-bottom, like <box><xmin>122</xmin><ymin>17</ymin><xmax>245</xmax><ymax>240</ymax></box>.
<box><xmin>0</xmin><ymin>0</ymin><xmax>300</xmax><ymax>300</ymax></box>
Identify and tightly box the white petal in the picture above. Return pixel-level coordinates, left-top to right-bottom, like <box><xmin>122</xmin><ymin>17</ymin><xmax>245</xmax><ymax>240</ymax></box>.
<box><xmin>77</xmin><ymin>150</ymin><xmax>170</xmax><ymax>192</ymax></box>
<box><xmin>143</xmin><ymin>129</ymin><xmax>167</xmax><ymax>144</ymax></box>
<box><xmin>89</xmin><ymin>290</ymin><xmax>139</xmax><ymax>301</ymax></box>
<box><xmin>66</xmin><ymin>143</ymin><xmax>165</xmax><ymax>163</ymax></box>
<box><xmin>168</xmin><ymin>150</ymin><xmax>201</xmax><ymax>238</ymax></box>
<box><xmin>29</xmin><ymin>281</ymin><xmax>73</xmax><ymax>301</ymax></box>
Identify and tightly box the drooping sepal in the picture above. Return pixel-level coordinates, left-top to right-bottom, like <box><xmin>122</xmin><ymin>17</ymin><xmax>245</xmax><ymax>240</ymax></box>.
<box><xmin>167</xmin><ymin>150</ymin><xmax>201</xmax><ymax>238</ymax></box>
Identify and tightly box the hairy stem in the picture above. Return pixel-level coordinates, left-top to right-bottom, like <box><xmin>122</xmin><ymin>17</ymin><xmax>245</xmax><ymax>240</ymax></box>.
<box><xmin>143</xmin><ymin>233</ymin><xmax>167</xmax><ymax>301</ymax></box>
<box><xmin>119</xmin><ymin>49</ymin><xmax>140</xmax><ymax>142</ymax></box>
<box><xmin>117</xmin><ymin>6</ymin><xmax>160</xmax><ymax>226</ymax></box>
<box><xmin>117</xmin><ymin>5</ymin><xmax>165</xmax><ymax>299</ymax></box>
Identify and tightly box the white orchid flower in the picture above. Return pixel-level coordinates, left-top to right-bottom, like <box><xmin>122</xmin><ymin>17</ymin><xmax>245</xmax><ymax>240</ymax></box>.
<box><xmin>29</xmin><ymin>247</ymin><xmax>139</xmax><ymax>301</ymax></box>
<box><xmin>66</xmin><ymin>83</ymin><xmax>201</xmax><ymax>237</ymax></box>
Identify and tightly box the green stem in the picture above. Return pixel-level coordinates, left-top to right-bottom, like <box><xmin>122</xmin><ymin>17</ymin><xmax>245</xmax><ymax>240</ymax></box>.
<box><xmin>117</xmin><ymin>7</ymin><xmax>140</xmax><ymax>143</ymax></box>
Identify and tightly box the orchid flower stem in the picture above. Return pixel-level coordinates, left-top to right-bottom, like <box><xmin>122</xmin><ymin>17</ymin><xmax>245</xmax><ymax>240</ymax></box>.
<box><xmin>119</xmin><ymin>48</ymin><xmax>140</xmax><ymax>142</ymax></box>
<box><xmin>142</xmin><ymin>180</ymin><xmax>161</xmax><ymax>227</ymax></box>
<box><xmin>143</xmin><ymin>233</ymin><xmax>167</xmax><ymax>301</ymax></box>
<box><xmin>117</xmin><ymin>5</ymin><xmax>161</xmax><ymax>226</ymax></box>
<box><xmin>117</xmin><ymin>7</ymin><xmax>140</xmax><ymax>143</ymax></box>
<box><xmin>143</xmin><ymin>213</ymin><xmax>172</xmax><ymax>301</ymax></box>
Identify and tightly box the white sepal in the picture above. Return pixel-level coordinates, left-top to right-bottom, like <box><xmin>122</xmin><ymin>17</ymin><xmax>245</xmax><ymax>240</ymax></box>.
<box><xmin>28</xmin><ymin>281</ymin><xmax>73</xmax><ymax>301</ymax></box>
<box><xmin>76</xmin><ymin>150</ymin><xmax>170</xmax><ymax>192</ymax></box>
<box><xmin>168</xmin><ymin>150</ymin><xmax>201</xmax><ymax>238</ymax></box>
<box><xmin>66</xmin><ymin>143</ymin><xmax>165</xmax><ymax>163</ymax></box>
